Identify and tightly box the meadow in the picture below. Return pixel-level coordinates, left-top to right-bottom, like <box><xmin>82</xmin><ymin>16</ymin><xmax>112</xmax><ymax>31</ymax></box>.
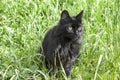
<box><xmin>0</xmin><ymin>0</ymin><xmax>120</xmax><ymax>80</ymax></box>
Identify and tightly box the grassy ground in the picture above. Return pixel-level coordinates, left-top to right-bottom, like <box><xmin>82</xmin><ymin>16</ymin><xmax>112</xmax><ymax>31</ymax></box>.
<box><xmin>0</xmin><ymin>0</ymin><xmax>120</xmax><ymax>80</ymax></box>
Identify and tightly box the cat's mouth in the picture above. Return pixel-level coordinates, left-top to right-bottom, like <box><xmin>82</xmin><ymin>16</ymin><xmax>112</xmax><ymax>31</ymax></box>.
<box><xmin>64</xmin><ymin>34</ymin><xmax>78</xmax><ymax>40</ymax></box>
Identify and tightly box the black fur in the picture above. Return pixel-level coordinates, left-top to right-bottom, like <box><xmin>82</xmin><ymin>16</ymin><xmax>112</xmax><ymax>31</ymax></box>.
<box><xmin>42</xmin><ymin>10</ymin><xmax>83</xmax><ymax>77</ymax></box>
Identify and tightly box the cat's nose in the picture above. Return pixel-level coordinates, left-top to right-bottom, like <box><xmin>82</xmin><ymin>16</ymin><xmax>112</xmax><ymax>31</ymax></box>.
<box><xmin>75</xmin><ymin>31</ymin><xmax>79</xmax><ymax>35</ymax></box>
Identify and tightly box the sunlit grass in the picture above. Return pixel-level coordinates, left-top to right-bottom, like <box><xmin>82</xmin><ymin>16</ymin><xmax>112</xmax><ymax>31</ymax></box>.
<box><xmin>0</xmin><ymin>0</ymin><xmax>120</xmax><ymax>80</ymax></box>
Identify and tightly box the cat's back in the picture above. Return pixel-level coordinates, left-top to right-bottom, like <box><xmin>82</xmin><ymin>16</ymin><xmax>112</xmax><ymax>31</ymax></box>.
<box><xmin>42</xmin><ymin>28</ymin><xmax>53</xmax><ymax>47</ymax></box>
<box><xmin>42</xmin><ymin>27</ymin><xmax>58</xmax><ymax>54</ymax></box>
<box><xmin>42</xmin><ymin>26</ymin><xmax>57</xmax><ymax>42</ymax></box>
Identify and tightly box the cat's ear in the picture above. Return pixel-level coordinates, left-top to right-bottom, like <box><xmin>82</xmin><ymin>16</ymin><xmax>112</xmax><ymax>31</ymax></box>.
<box><xmin>61</xmin><ymin>10</ymin><xmax>70</xmax><ymax>20</ymax></box>
<box><xmin>76</xmin><ymin>10</ymin><xmax>83</xmax><ymax>22</ymax></box>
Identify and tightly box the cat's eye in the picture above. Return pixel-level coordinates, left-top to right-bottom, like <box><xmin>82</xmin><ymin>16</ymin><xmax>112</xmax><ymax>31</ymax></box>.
<box><xmin>67</xmin><ymin>27</ymin><xmax>72</xmax><ymax>31</ymax></box>
<box><xmin>78</xmin><ymin>27</ymin><xmax>82</xmax><ymax>31</ymax></box>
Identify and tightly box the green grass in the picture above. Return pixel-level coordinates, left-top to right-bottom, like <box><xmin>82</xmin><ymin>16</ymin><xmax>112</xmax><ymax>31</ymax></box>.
<box><xmin>0</xmin><ymin>0</ymin><xmax>120</xmax><ymax>80</ymax></box>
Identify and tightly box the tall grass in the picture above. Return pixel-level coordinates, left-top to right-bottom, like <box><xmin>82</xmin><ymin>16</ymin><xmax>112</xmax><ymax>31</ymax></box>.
<box><xmin>0</xmin><ymin>0</ymin><xmax>120</xmax><ymax>80</ymax></box>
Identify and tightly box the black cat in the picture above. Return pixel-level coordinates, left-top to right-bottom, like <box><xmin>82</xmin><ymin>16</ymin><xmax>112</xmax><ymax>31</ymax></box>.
<box><xmin>42</xmin><ymin>10</ymin><xmax>83</xmax><ymax>77</ymax></box>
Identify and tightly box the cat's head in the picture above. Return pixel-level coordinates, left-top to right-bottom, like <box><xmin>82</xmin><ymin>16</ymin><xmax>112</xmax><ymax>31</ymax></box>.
<box><xmin>57</xmin><ymin>10</ymin><xmax>83</xmax><ymax>40</ymax></box>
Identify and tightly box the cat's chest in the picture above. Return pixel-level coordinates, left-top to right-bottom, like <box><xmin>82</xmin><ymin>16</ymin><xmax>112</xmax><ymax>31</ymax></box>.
<box><xmin>55</xmin><ymin>43</ymin><xmax>73</xmax><ymax>58</ymax></box>
<box><xmin>56</xmin><ymin>43</ymin><xmax>71</xmax><ymax>52</ymax></box>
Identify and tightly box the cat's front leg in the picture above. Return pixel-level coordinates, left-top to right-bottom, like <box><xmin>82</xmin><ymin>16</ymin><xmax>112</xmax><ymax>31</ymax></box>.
<box><xmin>63</xmin><ymin>60</ymin><xmax>73</xmax><ymax>77</ymax></box>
